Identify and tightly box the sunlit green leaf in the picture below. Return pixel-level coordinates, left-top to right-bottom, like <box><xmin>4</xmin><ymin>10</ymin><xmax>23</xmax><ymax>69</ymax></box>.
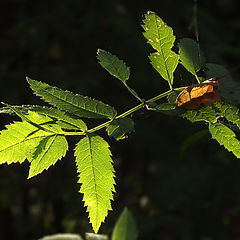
<box><xmin>27</xmin><ymin>78</ymin><xmax>117</xmax><ymax>119</ymax></box>
<box><xmin>142</xmin><ymin>11</ymin><xmax>179</xmax><ymax>86</ymax></box>
<box><xmin>97</xmin><ymin>49</ymin><xmax>130</xmax><ymax>83</ymax></box>
<box><xmin>0</xmin><ymin>105</ymin><xmax>87</xmax><ymax>131</ymax></box>
<box><xmin>181</xmin><ymin>104</ymin><xmax>219</xmax><ymax>123</ymax></box>
<box><xmin>209</xmin><ymin>122</ymin><xmax>240</xmax><ymax>158</ymax></box>
<box><xmin>74</xmin><ymin>134</ymin><xmax>115</xmax><ymax>233</ymax></box>
<box><xmin>0</xmin><ymin>111</ymin><xmax>68</xmax><ymax>178</ymax></box>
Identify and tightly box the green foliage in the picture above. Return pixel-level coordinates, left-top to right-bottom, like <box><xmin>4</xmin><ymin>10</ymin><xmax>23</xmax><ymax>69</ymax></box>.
<box><xmin>181</xmin><ymin>105</ymin><xmax>219</xmax><ymax>123</ymax></box>
<box><xmin>74</xmin><ymin>134</ymin><xmax>115</xmax><ymax>233</ymax></box>
<box><xmin>178</xmin><ymin>38</ymin><xmax>205</xmax><ymax>76</ymax></box>
<box><xmin>183</xmin><ymin>102</ymin><xmax>240</xmax><ymax>159</ymax></box>
<box><xmin>1</xmin><ymin>10</ymin><xmax>240</xmax><ymax>237</ymax></box>
<box><xmin>142</xmin><ymin>11</ymin><xmax>179</xmax><ymax>87</ymax></box>
<box><xmin>106</xmin><ymin>118</ymin><xmax>134</xmax><ymax>140</ymax></box>
<box><xmin>112</xmin><ymin>208</ymin><xmax>139</xmax><ymax>240</ymax></box>
<box><xmin>97</xmin><ymin>49</ymin><xmax>142</xmax><ymax>102</ymax></box>
<box><xmin>27</xmin><ymin>78</ymin><xmax>117</xmax><ymax>119</ymax></box>
<box><xmin>97</xmin><ymin>49</ymin><xmax>130</xmax><ymax>83</ymax></box>
<box><xmin>209</xmin><ymin>122</ymin><xmax>240</xmax><ymax>158</ymax></box>
<box><xmin>0</xmin><ymin>105</ymin><xmax>87</xmax><ymax>130</ymax></box>
<box><xmin>0</xmin><ymin>111</ymin><xmax>68</xmax><ymax>178</ymax></box>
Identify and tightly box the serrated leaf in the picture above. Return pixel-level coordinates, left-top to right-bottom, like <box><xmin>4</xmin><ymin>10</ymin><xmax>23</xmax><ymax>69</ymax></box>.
<box><xmin>0</xmin><ymin>111</ymin><xmax>65</xmax><ymax>167</ymax></box>
<box><xmin>29</xmin><ymin>133</ymin><xmax>68</xmax><ymax>178</ymax></box>
<box><xmin>0</xmin><ymin>105</ymin><xmax>87</xmax><ymax>130</ymax></box>
<box><xmin>27</xmin><ymin>78</ymin><xmax>117</xmax><ymax>119</ymax></box>
<box><xmin>206</xmin><ymin>63</ymin><xmax>240</xmax><ymax>105</ymax></box>
<box><xmin>112</xmin><ymin>208</ymin><xmax>139</xmax><ymax>240</ymax></box>
<box><xmin>178</xmin><ymin>38</ymin><xmax>205</xmax><ymax>75</ymax></box>
<box><xmin>74</xmin><ymin>134</ymin><xmax>115</xmax><ymax>233</ymax></box>
<box><xmin>85</xmin><ymin>233</ymin><xmax>108</xmax><ymax>240</ymax></box>
<box><xmin>27</xmin><ymin>112</ymin><xmax>68</xmax><ymax>178</ymax></box>
<box><xmin>28</xmin><ymin>105</ymin><xmax>87</xmax><ymax>130</ymax></box>
<box><xmin>209</xmin><ymin>122</ymin><xmax>240</xmax><ymax>158</ymax></box>
<box><xmin>97</xmin><ymin>49</ymin><xmax>130</xmax><ymax>83</ymax></box>
<box><xmin>106</xmin><ymin>118</ymin><xmax>134</xmax><ymax>140</ymax></box>
<box><xmin>142</xmin><ymin>11</ymin><xmax>179</xmax><ymax>86</ymax></box>
<box><xmin>181</xmin><ymin>104</ymin><xmax>220</xmax><ymax>123</ymax></box>
<box><xmin>213</xmin><ymin>102</ymin><xmax>240</xmax><ymax>128</ymax></box>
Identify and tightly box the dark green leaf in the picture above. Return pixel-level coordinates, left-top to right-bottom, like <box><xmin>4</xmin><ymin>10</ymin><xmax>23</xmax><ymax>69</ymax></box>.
<box><xmin>27</xmin><ymin>78</ymin><xmax>117</xmax><ymax>119</ymax></box>
<box><xmin>106</xmin><ymin>118</ymin><xmax>134</xmax><ymax>140</ymax></box>
<box><xmin>178</xmin><ymin>38</ymin><xmax>205</xmax><ymax>75</ymax></box>
<box><xmin>97</xmin><ymin>49</ymin><xmax>130</xmax><ymax>83</ymax></box>
<box><xmin>181</xmin><ymin>104</ymin><xmax>220</xmax><ymax>123</ymax></box>
<box><xmin>112</xmin><ymin>208</ymin><xmax>138</xmax><ymax>240</ymax></box>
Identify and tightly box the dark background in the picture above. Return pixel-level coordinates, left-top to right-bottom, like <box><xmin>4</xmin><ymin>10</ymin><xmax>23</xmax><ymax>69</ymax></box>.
<box><xmin>1</xmin><ymin>1</ymin><xmax>240</xmax><ymax>239</ymax></box>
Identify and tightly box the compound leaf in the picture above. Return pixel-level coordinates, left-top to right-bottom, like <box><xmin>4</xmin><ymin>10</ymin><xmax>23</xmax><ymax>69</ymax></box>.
<box><xmin>74</xmin><ymin>134</ymin><xmax>115</xmax><ymax>233</ymax></box>
<box><xmin>112</xmin><ymin>208</ymin><xmax>138</xmax><ymax>240</ymax></box>
<box><xmin>27</xmin><ymin>78</ymin><xmax>117</xmax><ymax>119</ymax></box>
<box><xmin>142</xmin><ymin>11</ymin><xmax>179</xmax><ymax>86</ymax></box>
<box><xmin>0</xmin><ymin>111</ymin><xmax>68</xmax><ymax>175</ymax></box>
<box><xmin>106</xmin><ymin>118</ymin><xmax>134</xmax><ymax>140</ymax></box>
<box><xmin>29</xmin><ymin>133</ymin><xmax>68</xmax><ymax>179</ymax></box>
<box><xmin>181</xmin><ymin>104</ymin><xmax>220</xmax><ymax>123</ymax></box>
<box><xmin>214</xmin><ymin>102</ymin><xmax>240</xmax><ymax>128</ymax></box>
<box><xmin>0</xmin><ymin>105</ymin><xmax>87</xmax><ymax>130</ymax></box>
<box><xmin>209</xmin><ymin>122</ymin><xmax>240</xmax><ymax>158</ymax></box>
<box><xmin>178</xmin><ymin>38</ymin><xmax>205</xmax><ymax>75</ymax></box>
<box><xmin>97</xmin><ymin>49</ymin><xmax>130</xmax><ymax>83</ymax></box>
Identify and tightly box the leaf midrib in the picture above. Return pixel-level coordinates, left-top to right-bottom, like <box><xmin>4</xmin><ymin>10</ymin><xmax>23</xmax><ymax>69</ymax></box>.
<box><xmin>154</xmin><ymin>14</ymin><xmax>172</xmax><ymax>83</ymax></box>
<box><xmin>87</xmin><ymin>135</ymin><xmax>99</xmax><ymax>225</ymax></box>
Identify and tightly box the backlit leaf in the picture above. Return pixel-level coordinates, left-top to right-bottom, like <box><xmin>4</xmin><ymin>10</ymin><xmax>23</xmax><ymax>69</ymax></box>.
<box><xmin>27</xmin><ymin>78</ymin><xmax>117</xmax><ymax>119</ymax></box>
<box><xmin>74</xmin><ymin>134</ymin><xmax>115</xmax><ymax>233</ymax></box>
<box><xmin>0</xmin><ymin>111</ymin><xmax>68</xmax><ymax>176</ymax></box>
<box><xmin>209</xmin><ymin>122</ymin><xmax>240</xmax><ymax>158</ymax></box>
<box><xmin>0</xmin><ymin>105</ymin><xmax>87</xmax><ymax>130</ymax></box>
<box><xmin>142</xmin><ymin>11</ymin><xmax>179</xmax><ymax>86</ymax></box>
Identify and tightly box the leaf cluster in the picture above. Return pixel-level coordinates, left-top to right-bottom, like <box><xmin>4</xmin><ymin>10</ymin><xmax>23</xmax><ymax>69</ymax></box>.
<box><xmin>1</xmin><ymin>11</ymin><xmax>240</xmax><ymax>234</ymax></box>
